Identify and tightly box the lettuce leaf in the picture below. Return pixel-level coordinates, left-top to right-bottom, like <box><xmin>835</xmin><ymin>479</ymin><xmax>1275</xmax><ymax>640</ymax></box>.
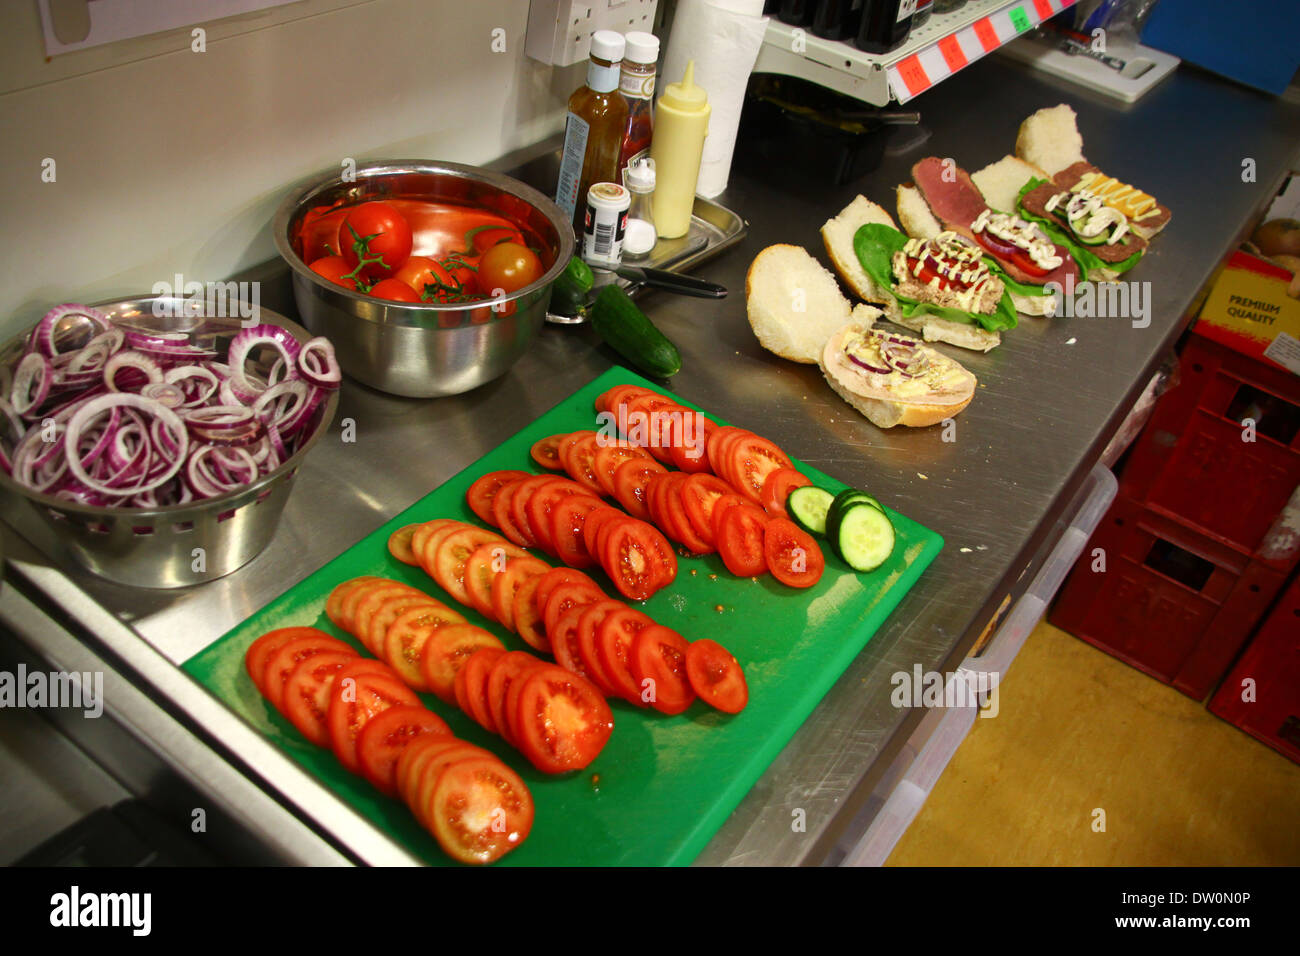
<box><xmin>1015</xmin><ymin>179</ymin><xmax>1144</xmax><ymax>281</ymax></box>
<box><xmin>852</xmin><ymin>224</ymin><xmax>1018</xmax><ymax>333</ymax></box>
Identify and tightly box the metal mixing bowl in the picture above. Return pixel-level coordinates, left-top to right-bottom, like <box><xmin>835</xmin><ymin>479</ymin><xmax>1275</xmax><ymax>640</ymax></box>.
<box><xmin>273</xmin><ymin>160</ymin><xmax>574</xmax><ymax>398</ymax></box>
<box><xmin>0</xmin><ymin>295</ymin><xmax>338</xmax><ymax>589</ymax></box>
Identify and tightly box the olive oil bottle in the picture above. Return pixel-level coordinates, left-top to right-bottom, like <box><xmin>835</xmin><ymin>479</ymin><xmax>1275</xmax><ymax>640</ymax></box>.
<box><xmin>557</xmin><ymin>31</ymin><xmax>630</xmax><ymax>234</ymax></box>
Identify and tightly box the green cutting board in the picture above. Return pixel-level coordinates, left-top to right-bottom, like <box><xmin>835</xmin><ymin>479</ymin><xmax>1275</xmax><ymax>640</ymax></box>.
<box><xmin>183</xmin><ymin>367</ymin><xmax>943</xmax><ymax>866</ymax></box>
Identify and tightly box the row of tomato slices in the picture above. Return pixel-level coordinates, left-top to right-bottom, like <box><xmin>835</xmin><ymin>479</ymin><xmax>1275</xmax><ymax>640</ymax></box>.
<box><xmin>387</xmin><ymin>517</ymin><xmax>749</xmax><ymax>715</ymax></box>
<box><xmin>244</xmin><ymin>624</ymin><xmax>533</xmax><ymax>865</ymax></box>
<box><xmin>500</xmin><ymin>383</ymin><xmax>828</xmax><ymax>588</ymax></box>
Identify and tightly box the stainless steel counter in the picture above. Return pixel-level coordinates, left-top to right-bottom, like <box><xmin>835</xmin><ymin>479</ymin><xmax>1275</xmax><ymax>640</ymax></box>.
<box><xmin>4</xmin><ymin>56</ymin><xmax>1300</xmax><ymax>865</ymax></box>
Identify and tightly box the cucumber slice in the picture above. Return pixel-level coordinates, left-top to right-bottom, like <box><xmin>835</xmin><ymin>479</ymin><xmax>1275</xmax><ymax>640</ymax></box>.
<box><xmin>787</xmin><ymin>486</ymin><xmax>835</xmax><ymax>536</ymax></box>
<box><xmin>834</xmin><ymin>503</ymin><xmax>896</xmax><ymax>572</ymax></box>
<box><xmin>826</xmin><ymin>489</ymin><xmax>883</xmax><ymax>541</ymax></box>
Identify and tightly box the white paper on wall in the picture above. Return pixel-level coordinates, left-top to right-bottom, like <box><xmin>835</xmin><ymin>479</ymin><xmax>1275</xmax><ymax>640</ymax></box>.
<box><xmin>39</xmin><ymin>0</ymin><xmax>302</xmax><ymax>55</ymax></box>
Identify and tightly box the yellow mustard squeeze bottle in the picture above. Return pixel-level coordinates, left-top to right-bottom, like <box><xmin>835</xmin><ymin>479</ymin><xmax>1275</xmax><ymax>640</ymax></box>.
<box><xmin>649</xmin><ymin>61</ymin><xmax>710</xmax><ymax>240</ymax></box>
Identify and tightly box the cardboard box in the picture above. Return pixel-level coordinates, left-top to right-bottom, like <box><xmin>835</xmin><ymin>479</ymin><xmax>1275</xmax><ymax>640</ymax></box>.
<box><xmin>1196</xmin><ymin>250</ymin><xmax>1300</xmax><ymax>376</ymax></box>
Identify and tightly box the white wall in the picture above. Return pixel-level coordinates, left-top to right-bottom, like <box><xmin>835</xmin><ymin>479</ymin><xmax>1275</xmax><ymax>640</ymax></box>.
<box><xmin>0</xmin><ymin>0</ymin><xmax>584</xmax><ymax>336</ymax></box>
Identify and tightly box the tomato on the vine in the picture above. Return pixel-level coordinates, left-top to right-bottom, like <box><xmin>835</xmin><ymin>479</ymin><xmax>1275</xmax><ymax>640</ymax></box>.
<box><xmin>370</xmin><ymin>278</ymin><xmax>422</xmax><ymax>302</ymax></box>
<box><xmin>478</xmin><ymin>242</ymin><xmax>543</xmax><ymax>295</ymax></box>
<box><xmin>338</xmin><ymin>202</ymin><xmax>413</xmax><ymax>281</ymax></box>
<box><xmin>309</xmin><ymin>255</ymin><xmax>359</xmax><ymax>291</ymax></box>
<box><xmin>466</xmin><ymin>224</ymin><xmax>525</xmax><ymax>256</ymax></box>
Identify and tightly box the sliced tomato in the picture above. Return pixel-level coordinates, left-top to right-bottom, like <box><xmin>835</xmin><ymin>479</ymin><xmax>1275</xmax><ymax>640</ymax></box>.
<box><xmin>759</xmin><ymin>468</ymin><xmax>813</xmax><ymax>517</ymax></box>
<box><xmin>512</xmin><ymin>665</ymin><xmax>614</xmax><ymax>773</ymax></box>
<box><xmin>530</xmin><ymin>435</ymin><xmax>566</xmax><ymax>470</ymax></box>
<box><xmin>524</xmin><ymin>477</ymin><xmax>589</xmax><ymax>557</ymax></box>
<box><xmin>564</xmin><ymin>433</ymin><xmax>606</xmax><ymax>496</ymax></box>
<box><xmin>414</xmin><ymin>521</ymin><xmax>463</xmax><ymax>576</ymax></box>
<box><xmin>488</xmin><ymin>555</ymin><xmax>550</xmax><ymax>632</ymax></box>
<box><xmin>356</xmin><ymin>704</ymin><xmax>452</xmax><ymax>797</ymax></box>
<box><xmin>382</xmin><ymin>602</ymin><xmax>468</xmax><ymax>691</ymax></box>
<box><xmin>602</xmin><ymin>518</ymin><xmax>674</xmax><ymax>600</ymax></box>
<box><xmin>462</xmin><ymin>542</ymin><xmax>516</xmax><ymax>620</ymax></box>
<box><xmin>352</xmin><ymin>583</ymin><xmax>424</xmax><ymax>653</ymax></box>
<box><xmin>511</xmin><ymin>573</ymin><xmax>550</xmax><ymax>653</ymax></box>
<box><xmin>419</xmin><ymin>623</ymin><xmax>505</xmax><ymax>704</ymax></box>
<box><xmin>425</xmin><ymin>756</ymin><xmax>534</xmax><ymax>864</ymax></box>
<box><xmin>386</xmin><ymin>524</ymin><xmax>421</xmax><ymax>565</ymax></box>
<box><xmin>591</xmin><ymin>442</ymin><xmax>650</xmax><ymax>496</ymax></box>
<box><xmin>680</xmin><ymin>473</ymin><xmax>734</xmax><ymax>548</ymax></box>
<box><xmin>534</xmin><ymin>567</ymin><xmax>602</xmax><ymax>614</ymax></box>
<box><xmin>550</xmin><ymin>603</ymin><xmax>595</xmax><ymax>682</ymax></box>
<box><xmin>573</xmin><ymin>600</ymin><xmax>626</xmax><ymax>697</ymax></box>
<box><xmin>467</xmin><ymin>470</ymin><xmax>531</xmax><ymax>526</ymax></box>
<box><xmin>629</xmin><ymin>625</ymin><xmax>697</xmax><ymax>715</ymax></box>
<box><xmin>663</xmin><ymin>473</ymin><xmax>713</xmax><ymax>554</ymax></box>
<box><xmin>491</xmin><ymin>478</ymin><xmax>535</xmax><ymax>548</ymax></box>
<box><xmin>433</xmin><ymin>527</ymin><xmax>520</xmax><ymax>607</ymax></box>
<box><xmin>668</xmin><ymin>414</ymin><xmax>714</xmax><ymax>473</ymax></box>
<box><xmin>412</xmin><ymin>743</ymin><xmax>498</xmax><ymax>830</ymax></box>
<box><xmin>326</xmin><ymin>664</ymin><xmax>422</xmax><ymax>775</ymax></box>
<box><xmin>365</xmin><ymin>593</ymin><xmax>441</xmax><ymax>657</ymax></box>
<box><xmin>582</xmin><ymin>505</ymin><xmax>625</xmax><ymax>562</ymax></box>
<box><xmin>711</xmin><ymin>494</ymin><xmax>765</xmax><ymax>544</ymax></box>
<box><xmin>764</xmin><ymin>517</ymin><xmax>825</xmax><ymax>588</ymax></box>
<box><xmin>325</xmin><ymin>578</ymin><xmax>380</xmax><ymax>632</ymax></box>
<box><xmin>280</xmin><ymin>651</ymin><xmax>357</xmax><ymax>747</ymax></box>
<box><xmin>611</xmin><ymin>457</ymin><xmax>667</xmax><ymax>520</ymax></box>
<box><xmin>455</xmin><ymin>647</ymin><xmax>506</xmax><ymax>732</ymax></box>
<box><xmin>543</xmin><ymin>581</ymin><xmax>605</xmax><ymax>637</ymax></box>
<box><xmin>602</xmin><ymin>385</ymin><xmax>653</xmax><ymax>421</ymax></box>
<box><xmin>486</xmin><ymin>651</ymin><xmax>544</xmax><ymax>746</ymax></box>
<box><xmin>685</xmin><ymin>639</ymin><xmax>748</xmax><ymax>714</ymax></box>
<box><xmin>594</xmin><ymin>606</ymin><xmax>652</xmax><ymax>704</ymax></box>
<box><xmin>508</xmin><ymin>474</ymin><xmax>557</xmax><ymax>552</ymax></box>
<box><xmin>397</xmin><ymin>737</ymin><xmax>478</xmax><ymax>821</ymax></box>
<box><xmin>716</xmin><ymin>503</ymin><xmax>769</xmax><ymax>577</ymax></box>
<box><xmin>262</xmin><ymin>634</ymin><xmax>357</xmax><ymax>713</ymax></box>
<box><xmin>337</xmin><ymin>578</ymin><xmax>392</xmax><ymax>636</ymax></box>
<box><xmin>728</xmin><ymin>435</ymin><xmax>795</xmax><ymax>502</ymax></box>
<box><xmin>245</xmin><ymin>627</ymin><xmax>321</xmax><ymax>693</ymax></box>
<box><xmin>548</xmin><ymin>494</ymin><xmax>604</xmax><ymax>568</ymax></box>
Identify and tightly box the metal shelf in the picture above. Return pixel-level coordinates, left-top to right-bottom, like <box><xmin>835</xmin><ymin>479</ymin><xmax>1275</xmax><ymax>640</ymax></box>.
<box><xmin>753</xmin><ymin>0</ymin><xmax>1078</xmax><ymax>106</ymax></box>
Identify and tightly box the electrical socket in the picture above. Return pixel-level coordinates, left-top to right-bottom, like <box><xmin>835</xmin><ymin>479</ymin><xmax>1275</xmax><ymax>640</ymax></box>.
<box><xmin>525</xmin><ymin>0</ymin><xmax>659</xmax><ymax>68</ymax></box>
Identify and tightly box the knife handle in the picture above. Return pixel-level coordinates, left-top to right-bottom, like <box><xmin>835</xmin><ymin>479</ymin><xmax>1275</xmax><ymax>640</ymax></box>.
<box><xmin>632</xmin><ymin>267</ymin><xmax>727</xmax><ymax>299</ymax></box>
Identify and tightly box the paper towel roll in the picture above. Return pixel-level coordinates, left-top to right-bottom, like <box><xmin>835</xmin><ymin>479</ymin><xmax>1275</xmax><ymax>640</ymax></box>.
<box><xmin>661</xmin><ymin>0</ymin><xmax>769</xmax><ymax>199</ymax></box>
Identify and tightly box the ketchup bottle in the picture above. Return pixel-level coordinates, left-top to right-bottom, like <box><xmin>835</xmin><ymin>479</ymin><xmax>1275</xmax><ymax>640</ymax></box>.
<box><xmin>618</xmin><ymin>32</ymin><xmax>659</xmax><ymax>172</ymax></box>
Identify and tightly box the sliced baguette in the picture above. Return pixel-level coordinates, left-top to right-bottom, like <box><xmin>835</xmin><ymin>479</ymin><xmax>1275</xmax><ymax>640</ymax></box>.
<box><xmin>1015</xmin><ymin>104</ymin><xmax>1085</xmax><ymax>176</ymax></box>
<box><xmin>971</xmin><ymin>155</ymin><xmax>1050</xmax><ymax>214</ymax></box>
<box><xmin>821</xmin><ymin>195</ymin><xmax>899</xmax><ymax>303</ymax></box>
<box><xmin>824</xmin><ymin>191</ymin><xmax>1001</xmax><ymax>352</ymax></box>
<box><xmin>745</xmin><ymin>244</ymin><xmax>881</xmax><ymax>364</ymax></box>
<box><xmin>818</xmin><ymin>323</ymin><xmax>975</xmax><ymax>428</ymax></box>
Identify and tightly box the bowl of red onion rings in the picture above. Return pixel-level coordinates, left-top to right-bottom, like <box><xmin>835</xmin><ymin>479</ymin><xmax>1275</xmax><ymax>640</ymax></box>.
<box><xmin>0</xmin><ymin>295</ymin><xmax>339</xmax><ymax>588</ymax></box>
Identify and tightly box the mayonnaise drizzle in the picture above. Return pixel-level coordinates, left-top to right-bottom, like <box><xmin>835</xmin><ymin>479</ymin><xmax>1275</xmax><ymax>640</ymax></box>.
<box><xmin>1045</xmin><ymin>187</ymin><xmax>1130</xmax><ymax>245</ymax></box>
<box><xmin>970</xmin><ymin>209</ymin><xmax>1064</xmax><ymax>270</ymax></box>
<box><xmin>899</xmin><ymin>231</ymin><xmax>996</xmax><ymax>312</ymax></box>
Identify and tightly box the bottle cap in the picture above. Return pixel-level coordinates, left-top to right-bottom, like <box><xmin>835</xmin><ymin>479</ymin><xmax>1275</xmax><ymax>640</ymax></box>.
<box><xmin>590</xmin><ymin>30</ymin><xmax>626</xmax><ymax>64</ymax></box>
<box><xmin>660</xmin><ymin>60</ymin><xmax>708</xmax><ymax>112</ymax></box>
<box><xmin>624</xmin><ymin>31</ymin><xmax>660</xmax><ymax>65</ymax></box>
<box><xmin>625</xmin><ymin>157</ymin><xmax>656</xmax><ymax>191</ymax></box>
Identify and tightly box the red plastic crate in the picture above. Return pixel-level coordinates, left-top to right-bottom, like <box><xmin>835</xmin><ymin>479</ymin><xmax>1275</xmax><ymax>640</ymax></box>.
<box><xmin>1050</xmin><ymin>494</ymin><xmax>1287</xmax><ymax>700</ymax></box>
<box><xmin>1208</xmin><ymin>573</ymin><xmax>1300</xmax><ymax>765</ymax></box>
<box><xmin>1120</xmin><ymin>333</ymin><xmax>1300</xmax><ymax>571</ymax></box>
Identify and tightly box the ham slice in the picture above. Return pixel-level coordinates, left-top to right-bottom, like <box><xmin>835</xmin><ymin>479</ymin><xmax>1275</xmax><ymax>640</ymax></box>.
<box><xmin>911</xmin><ymin>157</ymin><xmax>1080</xmax><ymax>289</ymax></box>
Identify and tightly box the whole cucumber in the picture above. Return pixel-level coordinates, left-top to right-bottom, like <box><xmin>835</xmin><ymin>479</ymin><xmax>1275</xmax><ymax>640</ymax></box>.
<box><xmin>590</xmin><ymin>284</ymin><xmax>682</xmax><ymax>378</ymax></box>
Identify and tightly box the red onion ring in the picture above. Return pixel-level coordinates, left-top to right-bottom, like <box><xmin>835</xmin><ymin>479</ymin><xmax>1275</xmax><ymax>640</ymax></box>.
<box><xmin>297</xmin><ymin>337</ymin><xmax>342</xmax><ymax>390</ymax></box>
<box><xmin>11</xmin><ymin>353</ymin><xmax>52</xmax><ymax>416</ymax></box>
<box><xmin>64</xmin><ymin>394</ymin><xmax>187</xmax><ymax>495</ymax></box>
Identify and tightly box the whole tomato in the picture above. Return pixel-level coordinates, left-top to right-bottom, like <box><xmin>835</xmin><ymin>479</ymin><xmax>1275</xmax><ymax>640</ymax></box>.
<box><xmin>477</xmin><ymin>242</ymin><xmax>543</xmax><ymax>296</ymax></box>
<box><xmin>309</xmin><ymin>255</ymin><xmax>358</xmax><ymax>291</ymax></box>
<box><xmin>339</xmin><ymin>202</ymin><xmax>413</xmax><ymax>281</ymax></box>
<box><xmin>370</xmin><ymin>278</ymin><xmax>422</xmax><ymax>303</ymax></box>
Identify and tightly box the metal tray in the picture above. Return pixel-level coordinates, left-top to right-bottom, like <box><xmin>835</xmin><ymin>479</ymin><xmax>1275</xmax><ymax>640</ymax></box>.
<box><xmin>485</xmin><ymin>137</ymin><xmax>747</xmax><ymax>321</ymax></box>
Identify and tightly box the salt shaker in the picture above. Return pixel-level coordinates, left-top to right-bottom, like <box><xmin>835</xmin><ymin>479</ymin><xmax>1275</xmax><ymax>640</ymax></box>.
<box><xmin>623</xmin><ymin>157</ymin><xmax>658</xmax><ymax>259</ymax></box>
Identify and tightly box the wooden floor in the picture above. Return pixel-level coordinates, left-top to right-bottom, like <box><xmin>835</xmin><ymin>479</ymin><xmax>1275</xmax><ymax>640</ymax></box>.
<box><xmin>887</xmin><ymin>620</ymin><xmax>1300</xmax><ymax>866</ymax></box>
